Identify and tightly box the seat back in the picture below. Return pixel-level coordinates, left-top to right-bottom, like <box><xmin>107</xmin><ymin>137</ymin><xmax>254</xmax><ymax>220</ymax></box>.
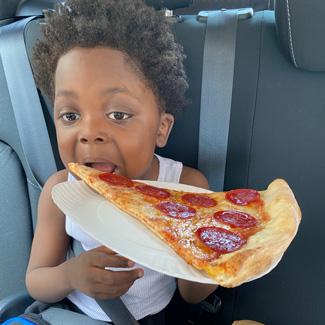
<box><xmin>0</xmin><ymin>140</ymin><xmax>32</xmax><ymax>299</ymax></box>
<box><xmin>227</xmin><ymin>2</ymin><xmax>325</xmax><ymax>324</ymax></box>
<box><xmin>0</xmin><ymin>8</ymin><xmax>35</xmax><ymax>297</ymax></box>
<box><xmin>0</xmin><ymin>59</ymin><xmax>34</xmax><ymax>299</ymax></box>
<box><xmin>0</xmin><ymin>1</ymin><xmax>57</xmax><ymax>301</ymax></box>
<box><xmin>161</xmin><ymin>1</ymin><xmax>325</xmax><ymax>324</ymax></box>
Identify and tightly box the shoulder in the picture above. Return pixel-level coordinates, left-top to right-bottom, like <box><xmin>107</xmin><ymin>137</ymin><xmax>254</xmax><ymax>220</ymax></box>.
<box><xmin>36</xmin><ymin>169</ymin><xmax>68</xmax><ymax>229</ymax></box>
<box><xmin>44</xmin><ymin>169</ymin><xmax>68</xmax><ymax>188</ymax></box>
<box><xmin>40</xmin><ymin>169</ymin><xmax>68</xmax><ymax>200</ymax></box>
<box><xmin>180</xmin><ymin>165</ymin><xmax>209</xmax><ymax>190</ymax></box>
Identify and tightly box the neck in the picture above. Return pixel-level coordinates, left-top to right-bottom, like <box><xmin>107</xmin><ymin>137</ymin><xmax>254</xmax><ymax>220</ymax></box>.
<box><xmin>141</xmin><ymin>155</ymin><xmax>159</xmax><ymax>181</ymax></box>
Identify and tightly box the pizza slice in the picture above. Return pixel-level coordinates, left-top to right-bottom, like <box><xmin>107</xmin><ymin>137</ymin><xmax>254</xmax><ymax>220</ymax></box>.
<box><xmin>68</xmin><ymin>162</ymin><xmax>301</xmax><ymax>287</ymax></box>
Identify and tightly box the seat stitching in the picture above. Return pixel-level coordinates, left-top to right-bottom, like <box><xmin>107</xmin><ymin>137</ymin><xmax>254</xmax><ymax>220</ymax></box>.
<box><xmin>286</xmin><ymin>0</ymin><xmax>298</xmax><ymax>67</ymax></box>
<box><xmin>27</xmin><ymin>178</ymin><xmax>42</xmax><ymax>191</ymax></box>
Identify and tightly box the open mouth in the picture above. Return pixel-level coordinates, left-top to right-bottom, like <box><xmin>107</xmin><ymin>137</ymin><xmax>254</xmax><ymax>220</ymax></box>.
<box><xmin>84</xmin><ymin>162</ymin><xmax>117</xmax><ymax>173</ymax></box>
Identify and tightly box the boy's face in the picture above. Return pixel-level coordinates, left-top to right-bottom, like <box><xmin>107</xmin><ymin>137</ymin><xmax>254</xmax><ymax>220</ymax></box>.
<box><xmin>54</xmin><ymin>47</ymin><xmax>174</xmax><ymax>180</ymax></box>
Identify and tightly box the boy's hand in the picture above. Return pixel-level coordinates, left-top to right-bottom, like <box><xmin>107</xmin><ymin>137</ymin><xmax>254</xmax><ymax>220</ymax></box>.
<box><xmin>66</xmin><ymin>245</ymin><xmax>143</xmax><ymax>299</ymax></box>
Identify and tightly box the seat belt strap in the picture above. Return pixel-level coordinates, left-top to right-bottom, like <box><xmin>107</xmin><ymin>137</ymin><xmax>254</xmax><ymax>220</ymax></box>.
<box><xmin>0</xmin><ymin>16</ymin><xmax>57</xmax><ymax>188</ymax></box>
<box><xmin>70</xmin><ymin>240</ymin><xmax>139</xmax><ymax>325</ymax></box>
<box><xmin>198</xmin><ymin>9</ymin><xmax>239</xmax><ymax>191</ymax></box>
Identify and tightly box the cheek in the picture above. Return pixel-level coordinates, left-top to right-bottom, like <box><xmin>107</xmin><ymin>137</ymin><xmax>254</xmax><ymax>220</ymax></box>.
<box><xmin>56</xmin><ymin>128</ymin><xmax>76</xmax><ymax>162</ymax></box>
<box><xmin>127</xmin><ymin>125</ymin><xmax>158</xmax><ymax>149</ymax></box>
<box><xmin>119</xmin><ymin>129</ymin><xmax>157</xmax><ymax>168</ymax></box>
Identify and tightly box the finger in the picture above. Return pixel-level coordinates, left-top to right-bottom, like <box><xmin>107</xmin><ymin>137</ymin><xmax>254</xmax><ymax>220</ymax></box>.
<box><xmin>100</xmin><ymin>268</ymin><xmax>144</xmax><ymax>286</ymax></box>
<box><xmin>91</xmin><ymin>246</ymin><xmax>135</xmax><ymax>267</ymax></box>
<box><xmin>91</xmin><ymin>245</ymin><xmax>117</xmax><ymax>255</ymax></box>
<box><xmin>91</xmin><ymin>252</ymin><xmax>134</xmax><ymax>269</ymax></box>
<box><xmin>90</xmin><ymin>269</ymin><xmax>144</xmax><ymax>299</ymax></box>
<box><xmin>93</xmin><ymin>271</ymin><xmax>142</xmax><ymax>299</ymax></box>
<box><xmin>96</xmin><ymin>282</ymin><xmax>135</xmax><ymax>299</ymax></box>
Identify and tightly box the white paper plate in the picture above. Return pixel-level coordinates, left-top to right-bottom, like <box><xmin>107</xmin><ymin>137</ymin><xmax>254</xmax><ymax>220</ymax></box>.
<box><xmin>52</xmin><ymin>180</ymin><xmax>217</xmax><ymax>284</ymax></box>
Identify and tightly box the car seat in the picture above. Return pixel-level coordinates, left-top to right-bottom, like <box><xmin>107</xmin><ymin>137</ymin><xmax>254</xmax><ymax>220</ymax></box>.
<box><xmin>1</xmin><ymin>0</ymin><xmax>325</xmax><ymax>324</ymax></box>
<box><xmin>0</xmin><ymin>0</ymin><xmax>37</xmax><ymax>316</ymax></box>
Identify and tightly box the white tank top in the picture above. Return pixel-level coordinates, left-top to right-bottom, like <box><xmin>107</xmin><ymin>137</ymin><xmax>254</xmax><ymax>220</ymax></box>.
<box><xmin>65</xmin><ymin>154</ymin><xmax>183</xmax><ymax>321</ymax></box>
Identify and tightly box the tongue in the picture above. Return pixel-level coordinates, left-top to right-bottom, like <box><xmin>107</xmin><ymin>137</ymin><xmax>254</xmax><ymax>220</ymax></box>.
<box><xmin>90</xmin><ymin>162</ymin><xmax>116</xmax><ymax>173</ymax></box>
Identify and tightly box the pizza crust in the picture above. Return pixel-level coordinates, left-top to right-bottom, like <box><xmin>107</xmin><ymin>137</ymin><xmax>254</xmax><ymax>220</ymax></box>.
<box><xmin>201</xmin><ymin>179</ymin><xmax>301</xmax><ymax>287</ymax></box>
<box><xmin>125</xmin><ymin>178</ymin><xmax>301</xmax><ymax>288</ymax></box>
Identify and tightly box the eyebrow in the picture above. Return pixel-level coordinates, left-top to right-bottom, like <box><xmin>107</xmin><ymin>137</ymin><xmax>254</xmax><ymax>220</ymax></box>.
<box><xmin>100</xmin><ymin>87</ymin><xmax>140</xmax><ymax>101</ymax></box>
<box><xmin>55</xmin><ymin>90</ymin><xmax>78</xmax><ymax>99</ymax></box>
<box><xmin>56</xmin><ymin>87</ymin><xmax>140</xmax><ymax>101</ymax></box>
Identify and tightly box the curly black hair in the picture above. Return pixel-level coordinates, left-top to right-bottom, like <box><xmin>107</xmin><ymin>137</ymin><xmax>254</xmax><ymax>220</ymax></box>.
<box><xmin>32</xmin><ymin>0</ymin><xmax>189</xmax><ymax>115</ymax></box>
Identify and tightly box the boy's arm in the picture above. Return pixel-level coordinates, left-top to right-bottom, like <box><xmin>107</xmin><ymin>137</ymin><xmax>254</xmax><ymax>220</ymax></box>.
<box><xmin>25</xmin><ymin>169</ymin><xmax>73</xmax><ymax>302</ymax></box>
<box><xmin>177</xmin><ymin>166</ymin><xmax>218</xmax><ymax>304</ymax></box>
<box><xmin>178</xmin><ymin>279</ymin><xmax>218</xmax><ymax>304</ymax></box>
<box><xmin>26</xmin><ymin>169</ymin><xmax>142</xmax><ymax>303</ymax></box>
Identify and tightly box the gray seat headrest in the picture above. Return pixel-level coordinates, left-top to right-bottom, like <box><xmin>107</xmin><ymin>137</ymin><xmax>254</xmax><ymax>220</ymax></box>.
<box><xmin>15</xmin><ymin>0</ymin><xmax>192</xmax><ymax>17</ymax></box>
<box><xmin>16</xmin><ymin>0</ymin><xmax>62</xmax><ymax>17</ymax></box>
<box><xmin>145</xmin><ymin>0</ymin><xmax>192</xmax><ymax>10</ymax></box>
<box><xmin>0</xmin><ymin>0</ymin><xmax>21</xmax><ymax>19</ymax></box>
<box><xmin>275</xmin><ymin>0</ymin><xmax>325</xmax><ymax>72</ymax></box>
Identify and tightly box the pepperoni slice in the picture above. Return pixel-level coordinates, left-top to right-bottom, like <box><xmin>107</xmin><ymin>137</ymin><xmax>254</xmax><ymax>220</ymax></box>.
<box><xmin>196</xmin><ymin>226</ymin><xmax>246</xmax><ymax>254</ymax></box>
<box><xmin>214</xmin><ymin>210</ymin><xmax>258</xmax><ymax>228</ymax></box>
<box><xmin>182</xmin><ymin>193</ymin><xmax>217</xmax><ymax>207</ymax></box>
<box><xmin>99</xmin><ymin>173</ymin><xmax>134</xmax><ymax>187</ymax></box>
<box><xmin>226</xmin><ymin>189</ymin><xmax>260</xmax><ymax>205</ymax></box>
<box><xmin>155</xmin><ymin>201</ymin><xmax>196</xmax><ymax>219</ymax></box>
<box><xmin>136</xmin><ymin>184</ymin><xmax>170</xmax><ymax>199</ymax></box>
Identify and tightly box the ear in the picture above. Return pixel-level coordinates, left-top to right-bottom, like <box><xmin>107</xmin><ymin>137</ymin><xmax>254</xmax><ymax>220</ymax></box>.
<box><xmin>156</xmin><ymin>113</ymin><xmax>174</xmax><ymax>148</ymax></box>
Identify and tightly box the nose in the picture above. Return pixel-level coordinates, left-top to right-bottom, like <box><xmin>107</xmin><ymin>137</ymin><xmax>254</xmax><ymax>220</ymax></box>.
<box><xmin>80</xmin><ymin>134</ymin><xmax>107</xmax><ymax>144</ymax></box>
<box><xmin>79</xmin><ymin>119</ymin><xmax>109</xmax><ymax>144</ymax></box>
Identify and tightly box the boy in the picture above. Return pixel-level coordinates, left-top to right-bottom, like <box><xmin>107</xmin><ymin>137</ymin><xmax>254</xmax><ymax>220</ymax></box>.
<box><xmin>26</xmin><ymin>0</ymin><xmax>218</xmax><ymax>323</ymax></box>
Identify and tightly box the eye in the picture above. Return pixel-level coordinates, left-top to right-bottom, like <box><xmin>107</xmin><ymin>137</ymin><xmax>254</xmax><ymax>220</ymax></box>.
<box><xmin>60</xmin><ymin>112</ymin><xmax>80</xmax><ymax>122</ymax></box>
<box><xmin>107</xmin><ymin>112</ymin><xmax>132</xmax><ymax>120</ymax></box>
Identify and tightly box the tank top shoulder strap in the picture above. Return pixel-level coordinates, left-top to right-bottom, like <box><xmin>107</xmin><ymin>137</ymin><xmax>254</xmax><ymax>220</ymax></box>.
<box><xmin>155</xmin><ymin>154</ymin><xmax>183</xmax><ymax>183</ymax></box>
<box><xmin>67</xmin><ymin>172</ymin><xmax>76</xmax><ymax>182</ymax></box>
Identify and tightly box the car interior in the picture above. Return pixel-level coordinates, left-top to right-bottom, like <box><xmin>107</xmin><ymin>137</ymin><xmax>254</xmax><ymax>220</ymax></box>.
<box><xmin>0</xmin><ymin>0</ymin><xmax>324</xmax><ymax>324</ymax></box>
